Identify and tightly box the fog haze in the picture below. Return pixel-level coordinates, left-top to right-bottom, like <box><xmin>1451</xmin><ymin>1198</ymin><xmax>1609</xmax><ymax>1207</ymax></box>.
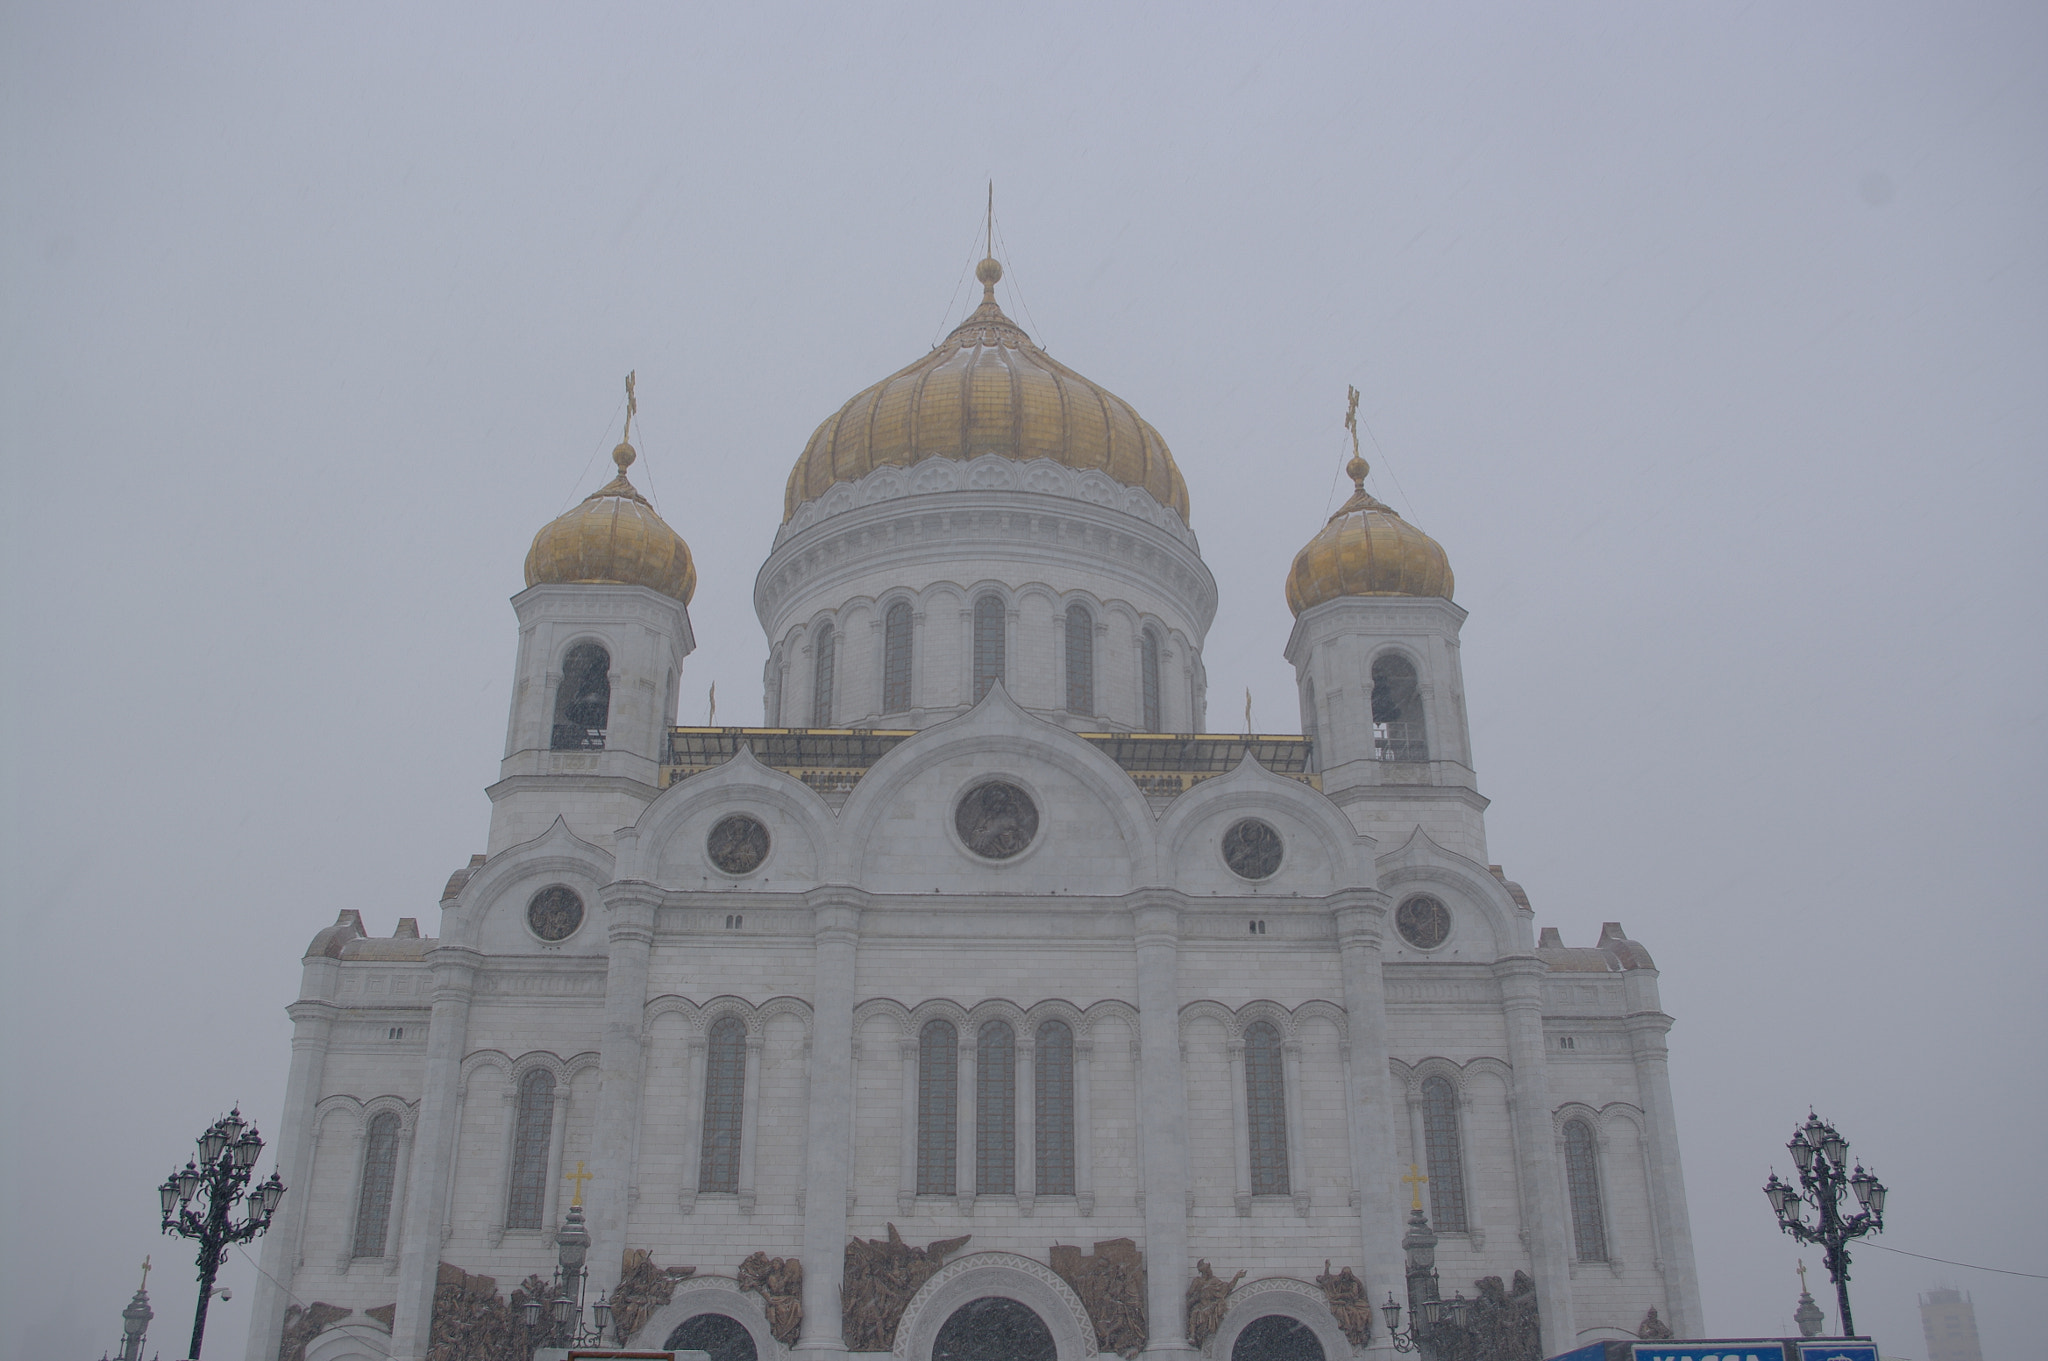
<box><xmin>3</xmin><ymin>6</ymin><xmax>2043</xmax><ymax>1361</ymax></box>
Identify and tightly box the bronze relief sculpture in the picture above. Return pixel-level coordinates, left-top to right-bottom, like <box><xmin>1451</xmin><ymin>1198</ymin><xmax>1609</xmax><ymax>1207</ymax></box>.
<box><xmin>1185</xmin><ymin>1259</ymin><xmax>1245</xmax><ymax>1348</ymax></box>
<box><xmin>1049</xmin><ymin>1238</ymin><xmax>1147</xmax><ymax>1358</ymax></box>
<box><xmin>737</xmin><ymin>1251</ymin><xmax>804</xmax><ymax>1346</ymax></box>
<box><xmin>1315</xmin><ymin>1261</ymin><xmax>1374</xmax><ymax>1347</ymax></box>
<box><xmin>842</xmin><ymin>1224</ymin><xmax>972</xmax><ymax>1351</ymax></box>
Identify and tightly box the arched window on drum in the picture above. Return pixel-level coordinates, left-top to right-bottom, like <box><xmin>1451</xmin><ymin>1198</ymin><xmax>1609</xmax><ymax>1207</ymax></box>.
<box><xmin>1370</xmin><ymin>653</ymin><xmax>1426</xmax><ymax>761</ymax></box>
<box><xmin>1064</xmin><ymin>603</ymin><xmax>1094</xmax><ymax>716</ymax></box>
<box><xmin>811</xmin><ymin>622</ymin><xmax>835</xmax><ymax>726</ymax></box>
<box><xmin>972</xmin><ymin>595</ymin><xmax>1006</xmax><ymax>702</ymax></box>
<box><xmin>1140</xmin><ymin>628</ymin><xmax>1163</xmax><ymax>731</ymax></box>
<box><xmin>882</xmin><ymin>601</ymin><xmax>913</xmax><ymax>714</ymax></box>
<box><xmin>505</xmin><ymin>1069</ymin><xmax>556</xmax><ymax>1230</ymax></box>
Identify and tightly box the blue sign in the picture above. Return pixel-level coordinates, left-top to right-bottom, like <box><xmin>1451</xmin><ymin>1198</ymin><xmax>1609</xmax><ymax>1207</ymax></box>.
<box><xmin>1633</xmin><ymin>1345</ymin><xmax>1788</xmax><ymax>1361</ymax></box>
<box><xmin>1797</xmin><ymin>1345</ymin><xmax>1878</xmax><ymax>1361</ymax></box>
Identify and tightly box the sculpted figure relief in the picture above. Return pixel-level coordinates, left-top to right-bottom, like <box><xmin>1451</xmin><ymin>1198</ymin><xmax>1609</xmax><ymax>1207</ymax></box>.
<box><xmin>424</xmin><ymin>1263</ymin><xmax>557</xmax><ymax>1361</ymax></box>
<box><xmin>277</xmin><ymin>1302</ymin><xmax>351</xmax><ymax>1361</ymax></box>
<box><xmin>842</xmin><ymin>1224</ymin><xmax>972</xmax><ymax>1351</ymax></box>
<box><xmin>1185</xmin><ymin>1259</ymin><xmax>1245</xmax><ymax>1348</ymax></box>
<box><xmin>1436</xmin><ymin>1271</ymin><xmax>1541</xmax><ymax>1361</ymax></box>
<box><xmin>610</xmin><ymin>1248</ymin><xmax>696</xmax><ymax>1346</ymax></box>
<box><xmin>1316</xmin><ymin>1261</ymin><xmax>1374</xmax><ymax>1347</ymax></box>
<box><xmin>1636</xmin><ymin>1307</ymin><xmax>1674</xmax><ymax>1341</ymax></box>
<box><xmin>738</xmin><ymin>1251</ymin><xmax>804</xmax><ymax>1346</ymax></box>
<box><xmin>1049</xmin><ymin>1238</ymin><xmax>1147</xmax><ymax>1359</ymax></box>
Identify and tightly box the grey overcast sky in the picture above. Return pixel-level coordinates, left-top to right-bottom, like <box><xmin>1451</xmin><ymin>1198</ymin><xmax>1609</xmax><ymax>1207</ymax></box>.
<box><xmin>3</xmin><ymin>4</ymin><xmax>2043</xmax><ymax>1360</ymax></box>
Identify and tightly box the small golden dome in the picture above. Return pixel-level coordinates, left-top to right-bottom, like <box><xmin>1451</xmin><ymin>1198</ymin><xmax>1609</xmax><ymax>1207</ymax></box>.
<box><xmin>783</xmin><ymin>260</ymin><xmax>1189</xmax><ymax>522</ymax></box>
<box><xmin>525</xmin><ymin>440</ymin><xmax>696</xmax><ymax>603</ymax></box>
<box><xmin>1285</xmin><ymin>458</ymin><xmax>1453</xmax><ymax>614</ymax></box>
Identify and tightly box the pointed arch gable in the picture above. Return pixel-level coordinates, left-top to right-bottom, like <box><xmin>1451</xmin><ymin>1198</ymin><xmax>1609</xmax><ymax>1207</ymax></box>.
<box><xmin>1156</xmin><ymin>753</ymin><xmax>1375</xmax><ymax>894</ymax></box>
<box><xmin>1374</xmin><ymin>827</ymin><xmax>1523</xmax><ymax>956</ymax></box>
<box><xmin>445</xmin><ymin>817</ymin><xmax>615</xmax><ymax>949</ymax></box>
<box><xmin>626</xmin><ymin>743</ymin><xmax>839</xmax><ymax>888</ymax></box>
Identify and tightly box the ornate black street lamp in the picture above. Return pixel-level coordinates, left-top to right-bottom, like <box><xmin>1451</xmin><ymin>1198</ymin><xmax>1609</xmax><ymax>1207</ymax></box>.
<box><xmin>1762</xmin><ymin>1113</ymin><xmax>1887</xmax><ymax>1337</ymax></box>
<box><xmin>158</xmin><ymin>1108</ymin><xmax>286</xmax><ymax>1359</ymax></box>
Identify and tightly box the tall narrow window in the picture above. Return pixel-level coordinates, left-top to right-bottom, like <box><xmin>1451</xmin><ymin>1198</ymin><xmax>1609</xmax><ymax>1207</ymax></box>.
<box><xmin>1140</xmin><ymin>629</ymin><xmax>1163</xmax><ymax>731</ymax></box>
<box><xmin>1420</xmin><ymin>1077</ymin><xmax>1469</xmax><ymax>1233</ymax></box>
<box><xmin>976</xmin><ymin>1021</ymin><xmax>1016</xmax><ymax>1194</ymax></box>
<box><xmin>551</xmin><ymin>644</ymin><xmax>611</xmax><ymax>750</ymax></box>
<box><xmin>883</xmin><ymin>602</ymin><xmax>913</xmax><ymax>713</ymax></box>
<box><xmin>506</xmin><ymin>1069</ymin><xmax>556</xmax><ymax>1229</ymax></box>
<box><xmin>1244</xmin><ymin>1022</ymin><xmax>1290</xmax><ymax>1195</ymax></box>
<box><xmin>1034</xmin><ymin>1020</ymin><xmax>1076</xmax><ymax>1195</ymax></box>
<box><xmin>1064</xmin><ymin>604</ymin><xmax>1094</xmax><ymax>715</ymax></box>
<box><xmin>1563</xmin><ymin>1118</ymin><xmax>1608</xmax><ymax>1261</ymax></box>
<box><xmin>351</xmin><ymin>1111</ymin><xmax>401</xmax><ymax>1257</ymax></box>
<box><xmin>917</xmin><ymin>1020</ymin><xmax>958</xmax><ymax>1195</ymax></box>
<box><xmin>700</xmin><ymin>1017</ymin><xmax>746</xmax><ymax>1193</ymax></box>
<box><xmin>1371</xmin><ymin>654</ymin><xmax>1426</xmax><ymax>761</ymax></box>
<box><xmin>972</xmin><ymin>595</ymin><xmax>1005</xmax><ymax>703</ymax></box>
<box><xmin>811</xmin><ymin>623</ymin><xmax>835</xmax><ymax>726</ymax></box>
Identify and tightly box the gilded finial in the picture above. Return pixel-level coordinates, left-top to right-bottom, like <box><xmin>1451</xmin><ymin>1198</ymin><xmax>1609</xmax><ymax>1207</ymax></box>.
<box><xmin>614</xmin><ymin>371</ymin><xmax>638</xmax><ymax>472</ymax></box>
<box><xmin>564</xmin><ymin>1159</ymin><xmax>594</xmax><ymax>1208</ymax></box>
<box><xmin>139</xmin><ymin>1256</ymin><xmax>151</xmax><ymax>1292</ymax></box>
<box><xmin>1343</xmin><ymin>384</ymin><xmax>1368</xmax><ymax>488</ymax></box>
<box><xmin>977</xmin><ymin>181</ymin><xmax>1003</xmax><ymax>301</ymax></box>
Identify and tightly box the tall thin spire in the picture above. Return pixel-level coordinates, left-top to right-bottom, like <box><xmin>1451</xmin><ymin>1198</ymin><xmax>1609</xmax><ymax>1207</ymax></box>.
<box><xmin>977</xmin><ymin>182</ymin><xmax>1003</xmax><ymax>302</ymax></box>
<box><xmin>1343</xmin><ymin>383</ymin><xmax>1369</xmax><ymax>489</ymax></box>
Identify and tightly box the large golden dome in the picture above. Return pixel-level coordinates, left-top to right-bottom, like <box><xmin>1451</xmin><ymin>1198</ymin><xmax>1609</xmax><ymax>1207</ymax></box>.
<box><xmin>1286</xmin><ymin>456</ymin><xmax>1453</xmax><ymax>614</ymax></box>
<box><xmin>783</xmin><ymin>258</ymin><xmax>1189</xmax><ymax>522</ymax></box>
<box><xmin>525</xmin><ymin>441</ymin><xmax>696</xmax><ymax>603</ymax></box>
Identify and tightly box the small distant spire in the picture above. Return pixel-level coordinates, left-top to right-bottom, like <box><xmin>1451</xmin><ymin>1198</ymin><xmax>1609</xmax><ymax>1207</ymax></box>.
<box><xmin>1343</xmin><ymin>384</ymin><xmax>1369</xmax><ymax>488</ymax></box>
<box><xmin>614</xmin><ymin>371</ymin><xmax>638</xmax><ymax>473</ymax></box>
<box><xmin>977</xmin><ymin>181</ymin><xmax>1003</xmax><ymax>302</ymax></box>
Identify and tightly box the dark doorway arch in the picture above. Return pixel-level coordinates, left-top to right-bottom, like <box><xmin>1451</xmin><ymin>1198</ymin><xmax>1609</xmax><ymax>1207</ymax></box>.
<box><xmin>665</xmin><ymin>1311</ymin><xmax>758</xmax><ymax>1361</ymax></box>
<box><xmin>1231</xmin><ymin>1314</ymin><xmax>1326</xmax><ymax>1361</ymax></box>
<box><xmin>933</xmin><ymin>1296</ymin><xmax>1057</xmax><ymax>1361</ymax></box>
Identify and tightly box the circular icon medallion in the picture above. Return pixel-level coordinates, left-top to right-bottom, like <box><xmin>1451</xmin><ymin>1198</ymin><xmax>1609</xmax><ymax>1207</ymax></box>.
<box><xmin>1221</xmin><ymin>818</ymin><xmax>1284</xmax><ymax>880</ymax></box>
<box><xmin>707</xmin><ymin>814</ymin><xmax>771</xmax><ymax>875</ymax></box>
<box><xmin>954</xmin><ymin>780</ymin><xmax>1040</xmax><ymax>860</ymax></box>
<box><xmin>1396</xmin><ymin>894</ymin><xmax>1452</xmax><ymax>949</ymax></box>
<box><xmin>527</xmin><ymin>885</ymin><xmax>585</xmax><ymax>942</ymax></box>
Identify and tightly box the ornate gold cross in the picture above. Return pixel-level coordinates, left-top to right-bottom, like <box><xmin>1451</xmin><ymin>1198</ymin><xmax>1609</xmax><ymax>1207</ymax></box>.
<box><xmin>623</xmin><ymin>372</ymin><xmax>637</xmax><ymax>445</ymax></box>
<box><xmin>139</xmin><ymin>1255</ymin><xmax>152</xmax><ymax>1291</ymax></box>
<box><xmin>564</xmin><ymin>1160</ymin><xmax>594</xmax><ymax>1207</ymax></box>
<box><xmin>1796</xmin><ymin>1259</ymin><xmax>1809</xmax><ymax>1293</ymax></box>
<box><xmin>1402</xmin><ymin>1162</ymin><xmax>1429</xmax><ymax>1211</ymax></box>
<box><xmin>1345</xmin><ymin>384</ymin><xmax>1361</xmax><ymax>456</ymax></box>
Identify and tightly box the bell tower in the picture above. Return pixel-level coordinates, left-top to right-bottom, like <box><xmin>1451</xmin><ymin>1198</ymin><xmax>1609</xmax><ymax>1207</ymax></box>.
<box><xmin>1282</xmin><ymin>392</ymin><xmax>1483</xmax><ymax>860</ymax></box>
<box><xmin>491</xmin><ymin>376</ymin><xmax>697</xmax><ymax>852</ymax></box>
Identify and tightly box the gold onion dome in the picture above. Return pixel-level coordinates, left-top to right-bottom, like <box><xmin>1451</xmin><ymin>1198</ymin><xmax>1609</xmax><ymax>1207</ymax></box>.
<box><xmin>783</xmin><ymin>257</ymin><xmax>1190</xmax><ymax>521</ymax></box>
<box><xmin>1285</xmin><ymin>455</ymin><xmax>1454</xmax><ymax>615</ymax></box>
<box><xmin>525</xmin><ymin>438</ymin><xmax>697</xmax><ymax>603</ymax></box>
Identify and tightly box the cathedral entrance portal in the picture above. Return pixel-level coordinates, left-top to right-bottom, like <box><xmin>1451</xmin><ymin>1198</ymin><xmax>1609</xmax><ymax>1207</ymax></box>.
<box><xmin>932</xmin><ymin>1296</ymin><xmax>1058</xmax><ymax>1361</ymax></box>
<box><xmin>665</xmin><ymin>1311</ymin><xmax>758</xmax><ymax>1361</ymax></box>
<box><xmin>1230</xmin><ymin>1314</ymin><xmax>1326</xmax><ymax>1361</ymax></box>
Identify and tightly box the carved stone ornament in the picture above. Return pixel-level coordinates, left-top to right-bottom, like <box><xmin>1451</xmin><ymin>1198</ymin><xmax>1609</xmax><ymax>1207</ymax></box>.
<box><xmin>611</xmin><ymin>1248</ymin><xmax>697</xmax><ymax>1345</ymax></box>
<box><xmin>1184</xmin><ymin>1260</ymin><xmax>1244</xmax><ymax>1349</ymax></box>
<box><xmin>526</xmin><ymin>885</ymin><xmax>585</xmax><ymax>942</ymax></box>
<box><xmin>425</xmin><ymin>1263</ymin><xmax>561</xmax><ymax>1361</ymax></box>
<box><xmin>1433</xmin><ymin>1271</ymin><xmax>1541</xmax><ymax>1361</ymax></box>
<box><xmin>1315</xmin><ymin>1261</ymin><xmax>1374</xmax><ymax>1347</ymax></box>
<box><xmin>1221</xmin><ymin>818</ymin><xmax>1284</xmax><ymax>880</ymax></box>
<box><xmin>1395</xmin><ymin>894</ymin><xmax>1451</xmax><ymax>950</ymax></box>
<box><xmin>954</xmin><ymin>781</ymin><xmax>1039</xmax><ymax>859</ymax></box>
<box><xmin>843</xmin><ymin>1224</ymin><xmax>973</xmax><ymax>1351</ymax></box>
<box><xmin>278</xmin><ymin>1302</ymin><xmax>351</xmax><ymax>1361</ymax></box>
<box><xmin>738</xmin><ymin>1251</ymin><xmax>804</xmax><ymax>1346</ymax></box>
<box><xmin>707</xmin><ymin>815</ymin><xmax>771</xmax><ymax>875</ymax></box>
<box><xmin>1049</xmin><ymin>1238</ymin><xmax>1147</xmax><ymax>1358</ymax></box>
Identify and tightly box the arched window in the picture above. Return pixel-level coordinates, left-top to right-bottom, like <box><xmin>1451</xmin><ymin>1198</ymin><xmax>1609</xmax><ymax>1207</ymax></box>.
<box><xmin>1141</xmin><ymin>629</ymin><xmax>1163</xmax><ymax>731</ymax></box>
<box><xmin>665</xmin><ymin>1312</ymin><xmax>759</xmax><ymax>1361</ymax></box>
<box><xmin>700</xmin><ymin>1017</ymin><xmax>747</xmax><ymax>1193</ymax></box>
<box><xmin>917</xmin><ymin>1020</ymin><xmax>958</xmax><ymax>1195</ymax></box>
<box><xmin>1232</xmin><ymin>1315</ymin><xmax>1326</xmax><ymax>1361</ymax></box>
<box><xmin>1420</xmin><ymin>1077</ymin><xmax>1469</xmax><ymax>1233</ymax></box>
<box><xmin>351</xmin><ymin>1111</ymin><xmax>401</xmax><ymax>1257</ymax></box>
<box><xmin>976</xmin><ymin>1021</ymin><xmax>1016</xmax><ymax>1194</ymax></box>
<box><xmin>1370</xmin><ymin>654</ymin><xmax>1426</xmax><ymax>761</ymax></box>
<box><xmin>811</xmin><ymin>623</ymin><xmax>835</xmax><ymax>726</ymax></box>
<box><xmin>505</xmin><ymin>1069</ymin><xmax>556</xmax><ymax>1229</ymax></box>
<box><xmin>883</xmin><ymin>602</ymin><xmax>913</xmax><ymax>713</ymax></box>
<box><xmin>1562</xmin><ymin>1118</ymin><xmax>1608</xmax><ymax>1261</ymax></box>
<box><xmin>1034</xmin><ymin>1020</ymin><xmax>1076</xmax><ymax>1195</ymax></box>
<box><xmin>1244</xmin><ymin>1021</ymin><xmax>1290</xmax><ymax>1195</ymax></box>
<box><xmin>934</xmin><ymin>1298</ymin><xmax>1055</xmax><ymax>1361</ymax></box>
<box><xmin>972</xmin><ymin>595</ymin><xmax>1005</xmax><ymax>702</ymax></box>
<box><xmin>1064</xmin><ymin>604</ymin><xmax>1094</xmax><ymax>715</ymax></box>
<box><xmin>551</xmin><ymin>644</ymin><xmax>611</xmax><ymax>750</ymax></box>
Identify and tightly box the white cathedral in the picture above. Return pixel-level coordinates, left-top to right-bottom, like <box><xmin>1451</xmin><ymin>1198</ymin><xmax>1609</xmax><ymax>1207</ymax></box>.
<box><xmin>245</xmin><ymin>255</ymin><xmax>1702</xmax><ymax>1361</ymax></box>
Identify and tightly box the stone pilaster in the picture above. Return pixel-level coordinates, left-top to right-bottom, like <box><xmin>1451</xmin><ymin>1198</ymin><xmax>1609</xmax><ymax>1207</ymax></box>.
<box><xmin>1133</xmin><ymin>896</ymin><xmax>1192</xmax><ymax>1360</ymax></box>
<box><xmin>799</xmin><ymin>893</ymin><xmax>862</xmax><ymax>1358</ymax></box>
<box><xmin>242</xmin><ymin>994</ymin><xmax>337</xmax><ymax>1361</ymax></box>
<box><xmin>389</xmin><ymin>946</ymin><xmax>481</xmax><ymax>1361</ymax></box>
<box><xmin>1334</xmin><ymin>892</ymin><xmax>1406</xmax><ymax>1361</ymax></box>
<box><xmin>588</xmin><ymin>881</ymin><xmax>660</xmax><ymax>1300</ymax></box>
<box><xmin>1495</xmin><ymin>956</ymin><xmax>1575</xmax><ymax>1353</ymax></box>
<box><xmin>1626</xmin><ymin>995</ymin><xmax>1702</xmax><ymax>1336</ymax></box>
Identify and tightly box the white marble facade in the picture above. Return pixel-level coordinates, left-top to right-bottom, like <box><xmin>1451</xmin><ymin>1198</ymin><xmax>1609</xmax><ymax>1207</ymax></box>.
<box><xmin>245</xmin><ymin>293</ymin><xmax>1701</xmax><ymax>1361</ymax></box>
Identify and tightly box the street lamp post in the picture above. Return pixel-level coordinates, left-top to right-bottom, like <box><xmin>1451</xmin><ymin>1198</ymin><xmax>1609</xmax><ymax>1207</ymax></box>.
<box><xmin>518</xmin><ymin>1163</ymin><xmax>614</xmax><ymax>1349</ymax></box>
<box><xmin>158</xmin><ymin>1109</ymin><xmax>286</xmax><ymax>1360</ymax></box>
<box><xmin>1379</xmin><ymin>1168</ymin><xmax>1476</xmax><ymax>1360</ymax></box>
<box><xmin>1762</xmin><ymin>1113</ymin><xmax>1887</xmax><ymax>1337</ymax></box>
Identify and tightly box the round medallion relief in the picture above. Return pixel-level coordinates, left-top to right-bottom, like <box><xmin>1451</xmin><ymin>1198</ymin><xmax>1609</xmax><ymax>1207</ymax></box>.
<box><xmin>1396</xmin><ymin>894</ymin><xmax>1452</xmax><ymax>949</ymax></box>
<box><xmin>707</xmin><ymin>814</ymin><xmax>771</xmax><ymax>875</ymax></box>
<box><xmin>953</xmin><ymin>780</ymin><xmax>1040</xmax><ymax>860</ymax></box>
<box><xmin>526</xmin><ymin>885</ymin><xmax>585</xmax><ymax>941</ymax></box>
<box><xmin>1221</xmin><ymin>818</ymin><xmax>1284</xmax><ymax>880</ymax></box>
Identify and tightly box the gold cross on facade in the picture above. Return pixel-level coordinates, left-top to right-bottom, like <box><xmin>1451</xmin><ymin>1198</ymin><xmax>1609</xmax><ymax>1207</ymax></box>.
<box><xmin>564</xmin><ymin>1160</ymin><xmax>594</xmax><ymax>1207</ymax></box>
<box><xmin>1402</xmin><ymin>1162</ymin><xmax>1429</xmax><ymax>1210</ymax></box>
<box><xmin>1796</xmin><ymin>1259</ymin><xmax>1809</xmax><ymax>1293</ymax></box>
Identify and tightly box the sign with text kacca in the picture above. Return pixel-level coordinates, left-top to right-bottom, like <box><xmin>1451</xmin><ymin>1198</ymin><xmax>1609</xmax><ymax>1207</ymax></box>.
<box><xmin>1551</xmin><ymin>1340</ymin><xmax>1879</xmax><ymax>1361</ymax></box>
